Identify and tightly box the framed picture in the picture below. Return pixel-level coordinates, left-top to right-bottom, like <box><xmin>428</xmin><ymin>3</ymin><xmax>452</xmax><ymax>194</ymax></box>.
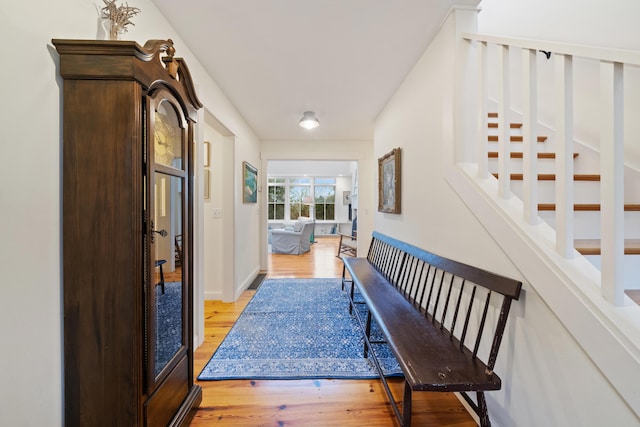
<box><xmin>242</xmin><ymin>161</ymin><xmax>258</xmax><ymax>203</ymax></box>
<box><xmin>343</xmin><ymin>191</ymin><xmax>351</xmax><ymax>205</ymax></box>
<box><xmin>378</xmin><ymin>147</ymin><xmax>401</xmax><ymax>214</ymax></box>
<box><xmin>203</xmin><ymin>169</ymin><xmax>210</xmax><ymax>200</ymax></box>
<box><xmin>203</xmin><ymin>141</ymin><xmax>210</xmax><ymax>167</ymax></box>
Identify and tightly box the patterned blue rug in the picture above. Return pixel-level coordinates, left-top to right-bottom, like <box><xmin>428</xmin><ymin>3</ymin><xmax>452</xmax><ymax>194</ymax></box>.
<box><xmin>156</xmin><ymin>282</ymin><xmax>183</xmax><ymax>377</ymax></box>
<box><xmin>197</xmin><ymin>278</ymin><xmax>403</xmax><ymax>380</ymax></box>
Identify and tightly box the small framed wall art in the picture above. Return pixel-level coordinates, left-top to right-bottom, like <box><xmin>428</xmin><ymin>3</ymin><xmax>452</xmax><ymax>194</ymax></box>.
<box><xmin>343</xmin><ymin>191</ymin><xmax>351</xmax><ymax>205</ymax></box>
<box><xmin>242</xmin><ymin>161</ymin><xmax>258</xmax><ymax>203</ymax></box>
<box><xmin>378</xmin><ymin>147</ymin><xmax>401</xmax><ymax>214</ymax></box>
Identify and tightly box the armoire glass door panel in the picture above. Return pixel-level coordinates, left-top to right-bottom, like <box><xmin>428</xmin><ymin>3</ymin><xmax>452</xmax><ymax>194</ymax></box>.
<box><xmin>153</xmin><ymin>172</ymin><xmax>184</xmax><ymax>378</ymax></box>
<box><xmin>154</xmin><ymin>99</ymin><xmax>184</xmax><ymax>169</ymax></box>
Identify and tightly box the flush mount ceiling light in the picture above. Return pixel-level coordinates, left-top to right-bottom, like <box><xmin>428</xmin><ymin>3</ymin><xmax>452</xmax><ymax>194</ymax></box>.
<box><xmin>298</xmin><ymin>111</ymin><xmax>320</xmax><ymax>130</ymax></box>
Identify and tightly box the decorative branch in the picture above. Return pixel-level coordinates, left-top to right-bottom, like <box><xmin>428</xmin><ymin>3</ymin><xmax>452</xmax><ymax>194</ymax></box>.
<box><xmin>101</xmin><ymin>0</ymin><xmax>141</xmax><ymax>38</ymax></box>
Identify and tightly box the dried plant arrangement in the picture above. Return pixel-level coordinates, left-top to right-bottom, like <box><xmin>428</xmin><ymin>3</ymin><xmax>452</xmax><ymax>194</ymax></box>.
<box><xmin>100</xmin><ymin>0</ymin><xmax>141</xmax><ymax>40</ymax></box>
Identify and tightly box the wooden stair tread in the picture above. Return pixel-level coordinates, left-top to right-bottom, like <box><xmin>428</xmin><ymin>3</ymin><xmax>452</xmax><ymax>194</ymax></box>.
<box><xmin>575</xmin><ymin>239</ymin><xmax>640</xmax><ymax>255</ymax></box>
<box><xmin>488</xmin><ymin>152</ymin><xmax>579</xmax><ymax>159</ymax></box>
<box><xmin>488</xmin><ymin>122</ymin><xmax>522</xmax><ymax>129</ymax></box>
<box><xmin>486</xmin><ymin>112</ymin><xmax>639</xmax><ymax>255</ymax></box>
<box><xmin>538</xmin><ymin>203</ymin><xmax>640</xmax><ymax>211</ymax></box>
<box><xmin>488</xmin><ymin>135</ymin><xmax>547</xmax><ymax>142</ymax></box>
<box><xmin>492</xmin><ymin>173</ymin><xmax>601</xmax><ymax>181</ymax></box>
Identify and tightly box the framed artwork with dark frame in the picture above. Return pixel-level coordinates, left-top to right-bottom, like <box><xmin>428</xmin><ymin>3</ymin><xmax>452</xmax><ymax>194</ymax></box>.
<box><xmin>378</xmin><ymin>147</ymin><xmax>401</xmax><ymax>214</ymax></box>
<box><xmin>242</xmin><ymin>161</ymin><xmax>258</xmax><ymax>203</ymax></box>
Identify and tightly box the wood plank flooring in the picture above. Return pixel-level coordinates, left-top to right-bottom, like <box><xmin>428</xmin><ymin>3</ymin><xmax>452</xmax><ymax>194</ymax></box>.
<box><xmin>191</xmin><ymin>236</ymin><xmax>476</xmax><ymax>426</ymax></box>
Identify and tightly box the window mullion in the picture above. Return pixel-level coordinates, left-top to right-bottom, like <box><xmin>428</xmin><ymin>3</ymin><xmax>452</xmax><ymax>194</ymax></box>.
<box><xmin>285</xmin><ymin>181</ymin><xmax>290</xmax><ymax>221</ymax></box>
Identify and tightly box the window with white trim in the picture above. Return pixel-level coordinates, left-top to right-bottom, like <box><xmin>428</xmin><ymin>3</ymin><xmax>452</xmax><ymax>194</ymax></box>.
<box><xmin>313</xmin><ymin>178</ymin><xmax>336</xmax><ymax>221</ymax></box>
<box><xmin>267</xmin><ymin>178</ymin><xmax>285</xmax><ymax>220</ymax></box>
<box><xmin>267</xmin><ymin>177</ymin><xmax>336</xmax><ymax>221</ymax></box>
<box><xmin>288</xmin><ymin>178</ymin><xmax>312</xmax><ymax>219</ymax></box>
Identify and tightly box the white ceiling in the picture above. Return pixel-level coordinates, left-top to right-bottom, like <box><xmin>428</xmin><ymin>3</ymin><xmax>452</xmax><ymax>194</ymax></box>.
<box><xmin>151</xmin><ymin>0</ymin><xmax>477</xmax><ymax>141</ymax></box>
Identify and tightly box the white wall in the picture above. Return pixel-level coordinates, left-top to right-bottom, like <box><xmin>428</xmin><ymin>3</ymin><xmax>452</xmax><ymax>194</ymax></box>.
<box><xmin>0</xmin><ymin>1</ymin><xmax>260</xmax><ymax>425</ymax></box>
<box><xmin>374</xmin><ymin>7</ymin><xmax>639</xmax><ymax>427</ymax></box>
<box><xmin>374</xmin><ymin>12</ymin><xmax>519</xmax><ymax>274</ymax></box>
<box><xmin>234</xmin><ymin>149</ymin><xmax>262</xmax><ymax>299</ymax></box>
<box><xmin>478</xmin><ymin>0</ymin><xmax>640</xmax><ymax>50</ymax></box>
<box><xmin>334</xmin><ymin>176</ymin><xmax>353</xmax><ymax>224</ymax></box>
<box><xmin>202</xmin><ymin>119</ymin><xmax>235</xmax><ymax>301</ymax></box>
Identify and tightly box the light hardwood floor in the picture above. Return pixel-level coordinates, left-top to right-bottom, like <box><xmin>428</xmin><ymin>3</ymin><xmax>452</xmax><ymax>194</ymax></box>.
<box><xmin>191</xmin><ymin>236</ymin><xmax>476</xmax><ymax>426</ymax></box>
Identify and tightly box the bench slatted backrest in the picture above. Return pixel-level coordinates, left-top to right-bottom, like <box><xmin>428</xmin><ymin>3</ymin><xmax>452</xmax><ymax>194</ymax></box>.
<box><xmin>367</xmin><ymin>232</ymin><xmax>522</xmax><ymax>372</ymax></box>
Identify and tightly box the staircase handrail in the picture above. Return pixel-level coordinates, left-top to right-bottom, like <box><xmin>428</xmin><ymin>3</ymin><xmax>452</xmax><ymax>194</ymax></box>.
<box><xmin>463</xmin><ymin>32</ymin><xmax>640</xmax><ymax>66</ymax></box>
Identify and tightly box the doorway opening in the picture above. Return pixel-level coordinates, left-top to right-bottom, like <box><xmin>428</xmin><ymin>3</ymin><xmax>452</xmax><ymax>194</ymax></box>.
<box><xmin>264</xmin><ymin>159</ymin><xmax>358</xmax><ymax>267</ymax></box>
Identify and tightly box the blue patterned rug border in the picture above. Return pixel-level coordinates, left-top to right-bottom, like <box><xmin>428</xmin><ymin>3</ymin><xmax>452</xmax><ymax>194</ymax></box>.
<box><xmin>197</xmin><ymin>278</ymin><xmax>403</xmax><ymax>381</ymax></box>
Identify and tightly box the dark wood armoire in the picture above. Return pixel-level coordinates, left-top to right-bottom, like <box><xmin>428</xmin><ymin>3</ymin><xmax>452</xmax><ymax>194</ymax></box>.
<box><xmin>53</xmin><ymin>38</ymin><xmax>202</xmax><ymax>426</ymax></box>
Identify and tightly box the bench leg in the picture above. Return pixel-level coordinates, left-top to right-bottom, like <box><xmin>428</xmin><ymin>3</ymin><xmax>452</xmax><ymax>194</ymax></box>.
<box><xmin>341</xmin><ymin>264</ymin><xmax>356</xmax><ymax>312</ymax></box>
<box><xmin>364</xmin><ymin>311</ymin><xmax>373</xmax><ymax>358</ymax></box>
<box><xmin>477</xmin><ymin>391</ymin><xmax>491</xmax><ymax>427</ymax></box>
<box><xmin>349</xmin><ymin>280</ymin><xmax>356</xmax><ymax>314</ymax></box>
<box><xmin>402</xmin><ymin>381</ymin><xmax>412</xmax><ymax>426</ymax></box>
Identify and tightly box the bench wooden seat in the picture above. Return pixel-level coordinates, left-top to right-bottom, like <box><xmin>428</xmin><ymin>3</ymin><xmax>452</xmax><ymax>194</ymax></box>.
<box><xmin>345</xmin><ymin>258</ymin><xmax>501</xmax><ymax>391</ymax></box>
<box><xmin>342</xmin><ymin>232</ymin><xmax>522</xmax><ymax>427</ymax></box>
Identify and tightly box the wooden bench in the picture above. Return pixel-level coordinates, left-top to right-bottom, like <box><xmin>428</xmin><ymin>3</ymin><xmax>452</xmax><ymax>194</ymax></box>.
<box><xmin>341</xmin><ymin>232</ymin><xmax>522</xmax><ymax>427</ymax></box>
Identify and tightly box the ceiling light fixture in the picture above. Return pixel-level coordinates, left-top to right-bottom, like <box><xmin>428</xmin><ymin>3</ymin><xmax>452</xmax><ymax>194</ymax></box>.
<box><xmin>298</xmin><ymin>111</ymin><xmax>320</xmax><ymax>130</ymax></box>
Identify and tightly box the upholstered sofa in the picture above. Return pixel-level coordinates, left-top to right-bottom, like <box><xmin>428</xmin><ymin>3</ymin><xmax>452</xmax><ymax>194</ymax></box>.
<box><xmin>270</xmin><ymin>217</ymin><xmax>315</xmax><ymax>255</ymax></box>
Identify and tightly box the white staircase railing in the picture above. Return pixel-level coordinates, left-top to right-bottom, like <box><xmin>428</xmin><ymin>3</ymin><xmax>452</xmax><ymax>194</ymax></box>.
<box><xmin>463</xmin><ymin>32</ymin><xmax>640</xmax><ymax>306</ymax></box>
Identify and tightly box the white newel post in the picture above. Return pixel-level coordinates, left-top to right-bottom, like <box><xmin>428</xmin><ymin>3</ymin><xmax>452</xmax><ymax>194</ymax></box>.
<box><xmin>600</xmin><ymin>60</ymin><xmax>625</xmax><ymax>305</ymax></box>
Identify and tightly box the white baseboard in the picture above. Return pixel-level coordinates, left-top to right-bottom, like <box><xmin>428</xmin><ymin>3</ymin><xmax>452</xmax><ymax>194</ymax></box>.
<box><xmin>204</xmin><ymin>290</ymin><xmax>223</xmax><ymax>301</ymax></box>
<box><xmin>235</xmin><ymin>266</ymin><xmax>262</xmax><ymax>301</ymax></box>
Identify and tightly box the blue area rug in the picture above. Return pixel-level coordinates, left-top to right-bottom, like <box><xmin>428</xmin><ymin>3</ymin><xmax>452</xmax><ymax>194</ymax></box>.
<box><xmin>197</xmin><ymin>278</ymin><xmax>403</xmax><ymax>380</ymax></box>
<box><xmin>156</xmin><ymin>282</ymin><xmax>183</xmax><ymax>377</ymax></box>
